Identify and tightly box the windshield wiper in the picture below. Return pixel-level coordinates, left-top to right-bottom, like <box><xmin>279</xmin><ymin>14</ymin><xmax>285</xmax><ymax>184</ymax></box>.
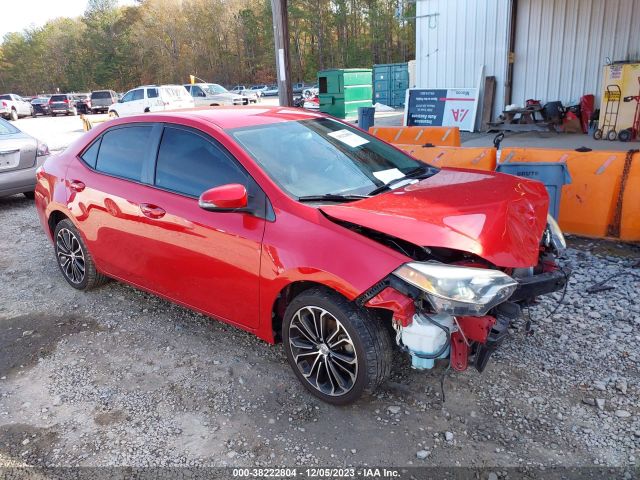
<box><xmin>297</xmin><ymin>193</ymin><xmax>369</xmax><ymax>203</ymax></box>
<box><xmin>367</xmin><ymin>165</ymin><xmax>437</xmax><ymax>196</ymax></box>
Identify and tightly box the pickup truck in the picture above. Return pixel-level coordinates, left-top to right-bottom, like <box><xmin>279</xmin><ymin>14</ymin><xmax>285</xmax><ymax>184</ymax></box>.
<box><xmin>183</xmin><ymin>83</ymin><xmax>247</xmax><ymax>106</ymax></box>
<box><xmin>0</xmin><ymin>94</ymin><xmax>34</xmax><ymax>121</ymax></box>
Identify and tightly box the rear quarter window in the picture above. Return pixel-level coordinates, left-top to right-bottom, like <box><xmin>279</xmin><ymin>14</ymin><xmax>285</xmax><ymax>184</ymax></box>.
<box><xmin>80</xmin><ymin>139</ymin><xmax>101</xmax><ymax>168</ymax></box>
<box><xmin>95</xmin><ymin>126</ymin><xmax>153</xmax><ymax>182</ymax></box>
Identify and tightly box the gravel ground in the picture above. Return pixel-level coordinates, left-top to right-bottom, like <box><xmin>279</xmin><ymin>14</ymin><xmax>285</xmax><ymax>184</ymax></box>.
<box><xmin>0</xmin><ymin>194</ymin><xmax>638</xmax><ymax>473</ymax></box>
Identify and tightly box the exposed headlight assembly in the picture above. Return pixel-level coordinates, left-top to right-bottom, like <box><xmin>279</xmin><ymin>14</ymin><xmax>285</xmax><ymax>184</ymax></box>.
<box><xmin>546</xmin><ymin>214</ymin><xmax>566</xmax><ymax>253</ymax></box>
<box><xmin>393</xmin><ymin>263</ymin><xmax>518</xmax><ymax>316</ymax></box>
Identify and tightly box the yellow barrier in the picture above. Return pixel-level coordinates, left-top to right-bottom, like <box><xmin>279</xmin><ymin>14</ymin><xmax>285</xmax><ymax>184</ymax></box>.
<box><xmin>369</xmin><ymin>126</ymin><xmax>461</xmax><ymax>147</ymax></box>
<box><xmin>397</xmin><ymin>145</ymin><xmax>497</xmax><ymax>172</ymax></box>
<box><xmin>500</xmin><ymin>148</ymin><xmax>639</xmax><ymax>241</ymax></box>
<box><xmin>80</xmin><ymin>114</ymin><xmax>111</xmax><ymax>131</ymax></box>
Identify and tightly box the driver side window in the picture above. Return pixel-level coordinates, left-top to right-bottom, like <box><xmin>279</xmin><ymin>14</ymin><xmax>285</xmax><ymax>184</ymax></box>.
<box><xmin>154</xmin><ymin>126</ymin><xmax>248</xmax><ymax>197</ymax></box>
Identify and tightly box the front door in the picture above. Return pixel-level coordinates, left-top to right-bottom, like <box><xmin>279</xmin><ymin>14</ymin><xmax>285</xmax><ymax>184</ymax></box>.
<box><xmin>120</xmin><ymin>124</ymin><xmax>266</xmax><ymax>329</ymax></box>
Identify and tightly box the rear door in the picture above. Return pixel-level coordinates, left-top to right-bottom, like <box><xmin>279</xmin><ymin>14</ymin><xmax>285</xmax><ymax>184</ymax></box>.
<box><xmin>0</xmin><ymin>121</ymin><xmax>37</xmax><ymax>174</ymax></box>
<box><xmin>65</xmin><ymin>123</ymin><xmax>162</xmax><ymax>284</ymax></box>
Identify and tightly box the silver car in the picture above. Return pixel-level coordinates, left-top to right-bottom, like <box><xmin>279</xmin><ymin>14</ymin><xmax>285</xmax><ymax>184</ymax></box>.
<box><xmin>0</xmin><ymin>118</ymin><xmax>49</xmax><ymax>198</ymax></box>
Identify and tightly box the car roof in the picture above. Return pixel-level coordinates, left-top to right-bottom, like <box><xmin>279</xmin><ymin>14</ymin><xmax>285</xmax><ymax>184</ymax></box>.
<box><xmin>123</xmin><ymin>106</ymin><xmax>324</xmax><ymax>129</ymax></box>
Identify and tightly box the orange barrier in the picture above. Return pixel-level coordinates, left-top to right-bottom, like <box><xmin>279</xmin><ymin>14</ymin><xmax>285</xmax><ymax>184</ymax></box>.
<box><xmin>397</xmin><ymin>145</ymin><xmax>497</xmax><ymax>172</ymax></box>
<box><xmin>369</xmin><ymin>126</ymin><xmax>461</xmax><ymax>147</ymax></box>
<box><xmin>500</xmin><ymin>148</ymin><xmax>639</xmax><ymax>241</ymax></box>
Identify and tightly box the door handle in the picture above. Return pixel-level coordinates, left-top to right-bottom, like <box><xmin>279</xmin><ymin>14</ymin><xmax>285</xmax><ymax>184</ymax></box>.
<box><xmin>139</xmin><ymin>203</ymin><xmax>166</xmax><ymax>219</ymax></box>
<box><xmin>69</xmin><ymin>180</ymin><xmax>85</xmax><ymax>192</ymax></box>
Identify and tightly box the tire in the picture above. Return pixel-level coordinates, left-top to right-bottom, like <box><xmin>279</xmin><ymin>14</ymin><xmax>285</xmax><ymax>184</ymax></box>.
<box><xmin>53</xmin><ymin>219</ymin><xmax>109</xmax><ymax>291</ymax></box>
<box><xmin>23</xmin><ymin>191</ymin><xmax>35</xmax><ymax>200</ymax></box>
<box><xmin>593</xmin><ymin>129</ymin><xmax>603</xmax><ymax>140</ymax></box>
<box><xmin>109</xmin><ymin>110</ymin><xmax>118</xmax><ymax>118</ymax></box>
<box><xmin>71</xmin><ymin>107</ymin><xmax>77</xmax><ymax>116</ymax></box>
<box><xmin>282</xmin><ymin>287</ymin><xmax>392</xmax><ymax>405</ymax></box>
<box><xmin>9</xmin><ymin>109</ymin><xmax>18</xmax><ymax>121</ymax></box>
<box><xmin>31</xmin><ymin>109</ymin><xmax>36</xmax><ymax>118</ymax></box>
<box><xmin>607</xmin><ymin>129</ymin><xmax>617</xmax><ymax>141</ymax></box>
<box><xmin>51</xmin><ymin>113</ymin><xmax>56</xmax><ymax>117</ymax></box>
<box><xmin>618</xmin><ymin>128</ymin><xmax>632</xmax><ymax>142</ymax></box>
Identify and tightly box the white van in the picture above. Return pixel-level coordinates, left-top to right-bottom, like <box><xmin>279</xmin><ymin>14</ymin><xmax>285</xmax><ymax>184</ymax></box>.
<box><xmin>109</xmin><ymin>85</ymin><xmax>194</xmax><ymax>117</ymax></box>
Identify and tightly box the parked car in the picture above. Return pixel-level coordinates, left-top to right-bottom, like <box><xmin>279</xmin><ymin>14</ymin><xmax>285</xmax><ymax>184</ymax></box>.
<box><xmin>73</xmin><ymin>94</ymin><xmax>92</xmax><ymax>114</ymax></box>
<box><xmin>34</xmin><ymin>106</ymin><xmax>567</xmax><ymax>405</ymax></box>
<box><xmin>0</xmin><ymin>117</ymin><xmax>49</xmax><ymax>198</ymax></box>
<box><xmin>303</xmin><ymin>84</ymin><xmax>319</xmax><ymax>98</ymax></box>
<box><xmin>108</xmin><ymin>85</ymin><xmax>194</xmax><ymax>117</ymax></box>
<box><xmin>0</xmin><ymin>94</ymin><xmax>34</xmax><ymax>120</ymax></box>
<box><xmin>230</xmin><ymin>85</ymin><xmax>247</xmax><ymax>94</ymax></box>
<box><xmin>31</xmin><ymin>97</ymin><xmax>51</xmax><ymax>116</ymax></box>
<box><xmin>183</xmin><ymin>83</ymin><xmax>247</xmax><ymax>106</ymax></box>
<box><xmin>292</xmin><ymin>82</ymin><xmax>307</xmax><ymax>94</ymax></box>
<box><xmin>90</xmin><ymin>90</ymin><xmax>118</xmax><ymax>114</ymax></box>
<box><xmin>249</xmin><ymin>85</ymin><xmax>268</xmax><ymax>97</ymax></box>
<box><xmin>263</xmin><ymin>84</ymin><xmax>279</xmax><ymax>96</ymax></box>
<box><xmin>48</xmin><ymin>94</ymin><xmax>78</xmax><ymax>116</ymax></box>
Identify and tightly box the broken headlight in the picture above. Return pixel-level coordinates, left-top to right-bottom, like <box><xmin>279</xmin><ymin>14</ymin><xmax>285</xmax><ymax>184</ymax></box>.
<box><xmin>393</xmin><ymin>263</ymin><xmax>518</xmax><ymax>316</ymax></box>
<box><xmin>545</xmin><ymin>214</ymin><xmax>566</xmax><ymax>253</ymax></box>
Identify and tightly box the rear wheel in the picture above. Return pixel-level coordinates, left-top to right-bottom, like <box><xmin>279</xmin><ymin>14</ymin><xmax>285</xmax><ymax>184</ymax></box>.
<box><xmin>593</xmin><ymin>129</ymin><xmax>603</xmax><ymax>140</ymax></box>
<box><xmin>9</xmin><ymin>109</ymin><xmax>18</xmax><ymax>121</ymax></box>
<box><xmin>282</xmin><ymin>287</ymin><xmax>392</xmax><ymax>405</ymax></box>
<box><xmin>109</xmin><ymin>110</ymin><xmax>118</xmax><ymax>118</ymax></box>
<box><xmin>53</xmin><ymin>219</ymin><xmax>108</xmax><ymax>291</ymax></box>
<box><xmin>607</xmin><ymin>129</ymin><xmax>617</xmax><ymax>141</ymax></box>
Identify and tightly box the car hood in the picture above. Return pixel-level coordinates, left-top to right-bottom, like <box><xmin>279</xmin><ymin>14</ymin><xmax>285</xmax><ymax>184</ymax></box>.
<box><xmin>320</xmin><ymin>168</ymin><xmax>549</xmax><ymax>268</ymax></box>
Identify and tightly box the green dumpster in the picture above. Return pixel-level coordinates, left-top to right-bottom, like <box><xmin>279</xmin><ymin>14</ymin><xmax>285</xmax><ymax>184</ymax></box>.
<box><xmin>318</xmin><ymin>68</ymin><xmax>372</xmax><ymax>119</ymax></box>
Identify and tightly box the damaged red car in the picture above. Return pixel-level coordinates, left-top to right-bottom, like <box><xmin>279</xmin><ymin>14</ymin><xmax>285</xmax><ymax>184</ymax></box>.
<box><xmin>35</xmin><ymin>107</ymin><xmax>568</xmax><ymax>404</ymax></box>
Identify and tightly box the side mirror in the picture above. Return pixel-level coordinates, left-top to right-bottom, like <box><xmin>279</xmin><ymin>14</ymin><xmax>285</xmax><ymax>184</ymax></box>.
<box><xmin>199</xmin><ymin>184</ymin><xmax>248</xmax><ymax>212</ymax></box>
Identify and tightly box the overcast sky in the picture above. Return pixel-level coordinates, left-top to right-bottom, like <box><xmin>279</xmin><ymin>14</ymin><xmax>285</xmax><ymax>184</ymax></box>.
<box><xmin>1</xmin><ymin>0</ymin><xmax>137</xmax><ymax>39</ymax></box>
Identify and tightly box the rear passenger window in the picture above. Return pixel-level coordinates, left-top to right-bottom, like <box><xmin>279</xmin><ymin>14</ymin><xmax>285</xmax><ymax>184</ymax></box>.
<box><xmin>81</xmin><ymin>139</ymin><xmax>101</xmax><ymax>168</ymax></box>
<box><xmin>147</xmin><ymin>88</ymin><xmax>158</xmax><ymax>98</ymax></box>
<box><xmin>96</xmin><ymin>126</ymin><xmax>152</xmax><ymax>182</ymax></box>
<box><xmin>155</xmin><ymin>127</ymin><xmax>247</xmax><ymax>197</ymax></box>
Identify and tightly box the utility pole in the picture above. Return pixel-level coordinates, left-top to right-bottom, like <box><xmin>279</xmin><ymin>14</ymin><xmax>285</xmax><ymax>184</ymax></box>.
<box><xmin>271</xmin><ymin>0</ymin><xmax>293</xmax><ymax>107</ymax></box>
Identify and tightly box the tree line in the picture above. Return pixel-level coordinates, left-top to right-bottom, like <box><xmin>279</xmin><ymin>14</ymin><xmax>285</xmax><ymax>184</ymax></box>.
<box><xmin>0</xmin><ymin>0</ymin><xmax>415</xmax><ymax>95</ymax></box>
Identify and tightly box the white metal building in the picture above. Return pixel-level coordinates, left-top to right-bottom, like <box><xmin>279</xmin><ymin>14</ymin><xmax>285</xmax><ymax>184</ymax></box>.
<box><xmin>415</xmin><ymin>0</ymin><xmax>640</xmax><ymax>121</ymax></box>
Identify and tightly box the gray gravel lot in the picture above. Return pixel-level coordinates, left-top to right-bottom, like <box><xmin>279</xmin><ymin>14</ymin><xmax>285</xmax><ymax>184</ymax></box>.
<box><xmin>0</xmin><ymin>194</ymin><xmax>639</xmax><ymax>472</ymax></box>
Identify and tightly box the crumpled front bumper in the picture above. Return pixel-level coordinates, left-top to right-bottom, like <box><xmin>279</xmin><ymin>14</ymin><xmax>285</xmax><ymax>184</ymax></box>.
<box><xmin>510</xmin><ymin>267</ymin><xmax>570</xmax><ymax>302</ymax></box>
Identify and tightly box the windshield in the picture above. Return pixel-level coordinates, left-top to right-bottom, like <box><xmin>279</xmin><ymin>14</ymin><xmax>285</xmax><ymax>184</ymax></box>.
<box><xmin>205</xmin><ymin>84</ymin><xmax>228</xmax><ymax>95</ymax></box>
<box><xmin>229</xmin><ymin>118</ymin><xmax>434</xmax><ymax>198</ymax></box>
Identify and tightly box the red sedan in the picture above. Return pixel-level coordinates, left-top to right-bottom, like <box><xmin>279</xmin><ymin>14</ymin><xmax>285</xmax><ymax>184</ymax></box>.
<box><xmin>35</xmin><ymin>107</ymin><xmax>568</xmax><ymax>404</ymax></box>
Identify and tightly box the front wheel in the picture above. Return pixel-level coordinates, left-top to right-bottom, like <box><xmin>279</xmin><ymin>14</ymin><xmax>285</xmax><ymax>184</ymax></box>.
<box><xmin>53</xmin><ymin>219</ymin><xmax>109</xmax><ymax>290</ymax></box>
<box><xmin>282</xmin><ymin>287</ymin><xmax>392</xmax><ymax>405</ymax></box>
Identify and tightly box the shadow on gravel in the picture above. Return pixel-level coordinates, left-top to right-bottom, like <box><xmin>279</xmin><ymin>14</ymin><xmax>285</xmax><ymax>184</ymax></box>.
<box><xmin>0</xmin><ymin>194</ymin><xmax>34</xmax><ymax>210</ymax></box>
<box><xmin>0</xmin><ymin>423</ymin><xmax>59</xmax><ymax>465</ymax></box>
<box><xmin>0</xmin><ymin>313</ymin><xmax>100</xmax><ymax>378</ymax></box>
